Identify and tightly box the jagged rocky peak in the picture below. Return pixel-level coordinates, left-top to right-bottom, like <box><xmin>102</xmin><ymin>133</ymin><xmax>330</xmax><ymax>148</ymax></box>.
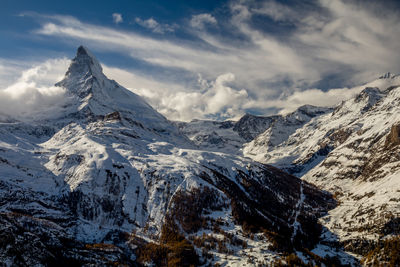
<box><xmin>46</xmin><ymin>46</ymin><xmax>185</xmax><ymax>139</ymax></box>
<box><xmin>233</xmin><ymin>113</ymin><xmax>279</xmax><ymax>141</ymax></box>
<box><xmin>295</xmin><ymin>104</ymin><xmax>332</xmax><ymax>117</ymax></box>
<box><xmin>353</xmin><ymin>87</ymin><xmax>383</xmax><ymax>113</ymax></box>
<box><xmin>235</xmin><ymin>113</ymin><xmax>278</xmax><ymax>126</ymax></box>
<box><xmin>55</xmin><ymin>46</ymin><xmax>106</xmax><ymax>98</ymax></box>
<box><xmin>279</xmin><ymin>105</ymin><xmax>332</xmax><ymax>125</ymax></box>
<box><xmin>68</xmin><ymin>45</ymin><xmax>103</xmax><ymax>78</ymax></box>
<box><xmin>332</xmin><ymin>86</ymin><xmax>383</xmax><ymax>117</ymax></box>
<box><xmin>354</xmin><ymin>87</ymin><xmax>382</xmax><ymax>102</ymax></box>
<box><xmin>379</xmin><ymin>72</ymin><xmax>397</xmax><ymax>79</ymax></box>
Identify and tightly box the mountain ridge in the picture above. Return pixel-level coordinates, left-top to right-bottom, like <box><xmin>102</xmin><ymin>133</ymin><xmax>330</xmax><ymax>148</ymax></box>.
<box><xmin>0</xmin><ymin>47</ymin><xmax>350</xmax><ymax>266</ymax></box>
<box><xmin>241</xmin><ymin>73</ymin><xmax>400</xmax><ymax>264</ymax></box>
<box><xmin>173</xmin><ymin>71</ymin><xmax>400</xmax><ymax>265</ymax></box>
<box><xmin>176</xmin><ymin>104</ymin><xmax>333</xmax><ymax>157</ymax></box>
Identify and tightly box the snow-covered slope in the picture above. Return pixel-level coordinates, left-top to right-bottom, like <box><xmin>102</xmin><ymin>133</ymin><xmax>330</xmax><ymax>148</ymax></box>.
<box><xmin>233</xmin><ymin>113</ymin><xmax>280</xmax><ymax>141</ymax></box>
<box><xmin>0</xmin><ymin>47</ymin><xmax>343</xmax><ymax>266</ymax></box>
<box><xmin>244</xmin><ymin>73</ymin><xmax>400</xmax><ymax>262</ymax></box>
<box><xmin>244</xmin><ymin>105</ymin><xmax>332</xmax><ymax>162</ymax></box>
<box><xmin>174</xmin><ymin>119</ymin><xmax>242</xmax><ymax>154</ymax></box>
<box><xmin>176</xmin><ymin>106</ymin><xmax>331</xmax><ymax>157</ymax></box>
<box><xmin>174</xmin><ymin>114</ymin><xmax>277</xmax><ymax>155</ymax></box>
<box><xmin>53</xmin><ymin>46</ymin><xmax>184</xmax><ymax>138</ymax></box>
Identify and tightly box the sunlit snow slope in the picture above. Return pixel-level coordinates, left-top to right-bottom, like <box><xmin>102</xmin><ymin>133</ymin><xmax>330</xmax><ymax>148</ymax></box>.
<box><xmin>0</xmin><ymin>47</ymin><xmax>340</xmax><ymax>266</ymax></box>
<box><xmin>244</xmin><ymin>74</ymin><xmax>400</xmax><ymax>262</ymax></box>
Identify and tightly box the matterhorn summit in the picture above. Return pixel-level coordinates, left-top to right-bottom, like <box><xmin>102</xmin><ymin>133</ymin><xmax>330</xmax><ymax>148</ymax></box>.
<box><xmin>53</xmin><ymin>46</ymin><xmax>175</xmax><ymax>134</ymax></box>
<box><xmin>56</xmin><ymin>46</ymin><xmax>106</xmax><ymax>98</ymax></box>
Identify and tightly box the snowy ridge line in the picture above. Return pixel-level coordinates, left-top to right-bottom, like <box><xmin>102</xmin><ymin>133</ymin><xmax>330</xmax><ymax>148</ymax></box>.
<box><xmin>240</xmin><ymin>72</ymin><xmax>400</xmax><ymax>264</ymax></box>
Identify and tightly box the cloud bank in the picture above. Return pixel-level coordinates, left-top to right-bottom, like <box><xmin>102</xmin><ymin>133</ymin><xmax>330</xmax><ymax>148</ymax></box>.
<box><xmin>3</xmin><ymin>0</ymin><xmax>400</xmax><ymax>121</ymax></box>
<box><xmin>0</xmin><ymin>58</ymin><xmax>70</xmax><ymax>120</ymax></box>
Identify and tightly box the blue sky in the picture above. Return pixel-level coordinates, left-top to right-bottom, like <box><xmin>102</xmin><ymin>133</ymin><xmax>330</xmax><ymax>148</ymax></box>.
<box><xmin>1</xmin><ymin>0</ymin><xmax>400</xmax><ymax>121</ymax></box>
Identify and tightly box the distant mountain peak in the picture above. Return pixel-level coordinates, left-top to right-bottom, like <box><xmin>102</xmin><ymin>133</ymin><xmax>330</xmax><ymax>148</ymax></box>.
<box><xmin>360</xmin><ymin>86</ymin><xmax>381</xmax><ymax>93</ymax></box>
<box><xmin>295</xmin><ymin>104</ymin><xmax>332</xmax><ymax>116</ymax></box>
<box><xmin>379</xmin><ymin>72</ymin><xmax>398</xmax><ymax>79</ymax></box>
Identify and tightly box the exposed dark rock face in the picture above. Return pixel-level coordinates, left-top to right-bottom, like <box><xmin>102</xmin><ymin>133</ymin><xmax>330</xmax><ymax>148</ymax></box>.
<box><xmin>0</xmin><ymin>212</ymin><xmax>136</xmax><ymax>266</ymax></box>
<box><xmin>233</xmin><ymin>114</ymin><xmax>279</xmax><ymax>141</ymax></box>
<box><xmin>385</xmin><ymin>123</ymin><xmax>400</xmax><ymax>147</ymax></box>
<box><xmin>104</xmin><ymin>111</ymin><xmax>122</xmax><ymax>122</ymax></box>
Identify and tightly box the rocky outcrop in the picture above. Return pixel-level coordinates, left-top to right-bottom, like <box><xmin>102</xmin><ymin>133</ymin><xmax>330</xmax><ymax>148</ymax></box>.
<box><xmin>385</xmin><ymin>123</ymin><xmax>400</xmax><ymax>147</ymax></box>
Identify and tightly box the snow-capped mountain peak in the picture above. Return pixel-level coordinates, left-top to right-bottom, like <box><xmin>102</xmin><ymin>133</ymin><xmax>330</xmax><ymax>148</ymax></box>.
<box><xmin>53</xmin><ymin>46</ymin><xmax>178</xmax><ymax>134</ymax></box>
<box><xmin>74</xmin><ymin>45</ymin><xmax>103</xmax><ymax>75</ymax></box>
<box><xmin>56</xmin><ymin>46</ymin><xmax>105</xmax><ymax>98</ymax></box>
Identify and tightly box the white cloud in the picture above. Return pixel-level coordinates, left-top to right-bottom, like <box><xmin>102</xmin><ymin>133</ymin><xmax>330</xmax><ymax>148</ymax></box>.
<box><xmin>0</xmin><ymin>59</ymin><xmax>27</xmax><ymax>89</ymax></box>
<box><xmin>102</xmin><ymin>65</ymin><xmax>184</xmax><ymax>93</ymax></box>
<box><xmin>253</xmin><ymin>0</ymin><xmax>297</xmax><ymax>22</ymax></box>
<box><xmin>104</xmin><ymin>65</ymin><xmax>249</xmax><ymax>121</ymax></box>
<box><xmin>135</xmin><ymin>17</ymin><xmax>176</xmax><ymax>34</ymax></box>
<box><xmin>246</xmin><ymin>86</ymin><xmax>364</xmax><ymax>115</ymax></box>
<box><xmin>0</xmin><ymin>58</ymin><xmax>70</xmax><ymax>120</ymax></box>
<box><xmin>145</xmin><ymin>72</ymin><xmax>249</xmax><ymax>121</ymax></box>
<box><xmin>112</xmin><ymin>13</ymin><xmax>123</xmax><ymax>24</ymax></box>
<box><xmin>34</xmin><ymin>14</ymin><xmax>312</xmax><ymax>92</ymax></box>
<box><xmin>25</xmin><ymin>1</ymin><xmax>400</xmax><ymax>121</ymax></box>
<box><xmin>190</xmin><ymin>13</ymin><xmax>217</xmax><ymax>30</ymax></box>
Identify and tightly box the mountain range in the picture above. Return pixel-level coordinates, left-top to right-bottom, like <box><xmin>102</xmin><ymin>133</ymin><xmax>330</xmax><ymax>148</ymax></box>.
<box><xmin>0</xmin><ymin>47</ymin><xmax>399</xmax><ymax>266</ymax></box>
